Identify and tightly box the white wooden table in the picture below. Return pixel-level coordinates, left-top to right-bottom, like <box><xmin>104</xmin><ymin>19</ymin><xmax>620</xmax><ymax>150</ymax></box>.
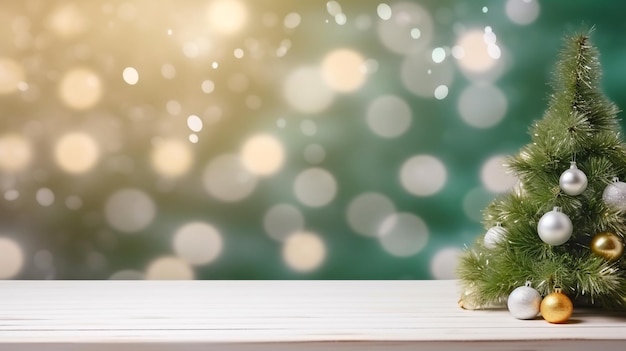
<box><xmin>0</xmin><ymin>280</ymin><xmax>625</xmax><ymax>350</ymax></box>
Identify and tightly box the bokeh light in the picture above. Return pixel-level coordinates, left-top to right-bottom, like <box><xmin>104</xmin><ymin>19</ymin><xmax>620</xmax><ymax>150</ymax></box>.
<box><xmin>122</xmin><ymin>67</ymin><xmax>139</xmax><ymax>85</ymax></box>
<box><xmin>300</xmin><ymin>120</ymin><xmax>317</xmax><ymax>136</ymax></box>
<box><xmin>283</xmin><ymin>67</ymin><xmax>334</xmax><ymax>114</ymax></box>
<box><xmin>58</xmin><ymin>67</ymin><xmax>102</xmax><ymax>110</ymax></box>
<box><xmin>36</xmin><ymin>188</ymin><xmax>55</xmax><ymax>207</ymax></box>
<box><xmin>263</xmin><ymin>204</ymin><xmax>305</xmax><ymax>241</ymax></box>
<box><xmin>0</xmin><ymin>58</ymin><xmax>25</xmax><ymax>94</ymax></box>
<box><xmin>203</xmin><ymin>154</ymin><xmax>257</xmax><ymax>202</ymax></box>
<box><xmin>284</xmin><ymin>12</ymin><xmax>301</xmax><ymax>29</ymax></box>
<box><xmin>347</xmin><ymin>193</ymin><xmax>396</xmax><ymax>237</ymax></box>
<box><xmin>173</xmin><ymin>222</ymin><xmax>223</xmax><ymax>266</ymax></box>
<box><xmin>400</xmin><ymin>155</ymin><xmax>447</xmax><ymax>196</ymax></box>
<box><xmin>161</xmin><ymin>64</ymin><xmax>176</xmax><ymax>79</ymax></box>
<box><xmin>240</xmin><ymin>134</ymin><xmax>285</xmax><ymax>176</ymax></box>
<box><xmin>294</xmin><ymin>168</ymin><xmax>337</xmax><ymax>207</ymax></box>
<box><xmin>378</xmin><ymin>213</ymin><xmax>429</xmax><ymax>257</ymax></box>
<box><xmin>377</xmin><ymin>2</ymin><xmax>433</xmax><ymax>54</ymax></box>
<box><xmin>0</xmin><ymin>1</ymin><xmax>615</xmax><ymax>280</ymax></box>
<box><xmin>455</xmin><ymin>30</ymin><xmax>500</xmax><ymax>74</ymax></box>
<box><xmin>0</xmin><ymin>237</ymin><xmax>24</xmax><ymax>279</ymax></box>
<box><xmin>481</xmin><ymin>155</ymin><xmax>518</xmax><ymax>193</ymax></box>
<box><xmin>104</xmin><ymin>188</ymin><xmax>157</xmax><ymax>233</ymax></box>
<box><xmin>431</xmin><ymin>47</ymin><xmax>446</xmax><ymax>63</ymax></box>
<box><xmin>327</xmin><ymin>1</ymin><xmax>342</xmax><ymax>17</ymax></box>
<box><xmin>151</xmin><ymin>139</ymin><xmax>194</xmax><ymax>178</ymax></box>
<box><xmin>506</xmin><ymin>0</ymin><xmax>540</xmax><ymax>25</ymax></box>
<box><xmin>4</xmin><ymin>190</ymin><xmax>19</xmax><ymax>201</ymax></box>
<box><xmin>376</xmin><ymin>3</ymin><xmax>392</xmax><ymax>20</ymax></box>
<box><xmin>65</xmin><ymin>195</ymin><xmax>83</xmax><ymax>210</ymax></box>
<box><xmin>458</xmin><ymin>83</ymin><xmax>508</xmax><ymax>128</ymax></box>
<box><xmin>54</xmin><ymin>132</ymin><xmax>100</xmax><ymax>174</ymax></box>
<box><xmin>401</xmin><ymin>52</ymin><xmax>454</xmax><ymax>98</ymax></box>
<box><xmin>46</xmin><ymin>3</ymin><xmax>88</xmax><ymax>38</ymax></box>
<box><xmin>201</xmin><ymin>80</ymin><xmax>215</xmax><ymax>94</ymax></box>
<box><xmin>321</xmin><ymin>49</ymin><xmax>367</xmax><ymax>92</ymax></box>
<box><xmin>187</xmin><ymin>115</ymin><xmax>203</xmax><ymax>132</ymax></box>
<box><xmin>430</xmin><ymin>247</ymin><xmax>461</xmax><ymax>279</ymax></box>
<box><xmin>282</xmin><ymin>231</ymin><xmax>326</xmax><ymax>273</ymax></box>
<box><xmin>145</xmin><ymin>256</ymin><xmax>194</xmax><ymax>280</ymax></box>
<box><xmin>0</xmin><ymin>134</ymin><xmax>32</xmax><ymax>172</ymax></box>
<box><xmin>206</xmin><ymin>0</ymin><xmax>248</xmax><ymax>35</ymax></box>
<box><xmin>366</xmin><ymin>95</ymin><xmax>412</xmax><ymax>138</ymax></box>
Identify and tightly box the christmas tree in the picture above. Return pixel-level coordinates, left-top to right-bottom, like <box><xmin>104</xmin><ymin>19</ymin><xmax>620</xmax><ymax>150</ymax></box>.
<box><xmin>458</xmin><ymin>30</ymin><xmax>626</xmax><ymax>322</ymax></box>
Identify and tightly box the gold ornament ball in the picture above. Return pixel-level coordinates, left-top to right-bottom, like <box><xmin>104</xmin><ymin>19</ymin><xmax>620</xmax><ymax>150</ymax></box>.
<box><xmin>540</xmin><ymin>290</ymin><xmax>573</xmax><ymax>324</ymax></box>
<box><xmin>591</xmin><ymin>232</ymin><xmax>624</xmax><ymax>261</ymax></box>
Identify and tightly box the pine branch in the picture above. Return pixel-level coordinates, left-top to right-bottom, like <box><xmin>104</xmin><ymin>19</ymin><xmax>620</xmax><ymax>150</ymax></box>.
<box><xmin>459</xmin><ymin>31</ymin><xmax>626</xmax><ymax>310</ymax></box>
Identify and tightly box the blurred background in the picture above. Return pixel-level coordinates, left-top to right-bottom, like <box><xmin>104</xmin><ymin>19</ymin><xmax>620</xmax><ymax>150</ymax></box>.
<box><xmin>1</xmin><ymin>0</ymin><xmax>625</xmax><ymax>279</ymax></box>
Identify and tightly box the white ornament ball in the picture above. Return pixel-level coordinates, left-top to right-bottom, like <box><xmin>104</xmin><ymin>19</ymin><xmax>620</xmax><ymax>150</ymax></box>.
<box><xmin>484</xmin><ymin>225</ymin><xmax>508</xmax><ymax>249</ymax></box>
<box><xmin>603</xmin><ymin>178</ymin><xmax>626</xmax><ymax>211</ymax></box>
<box><xmin>537</xmin><ymin>207</ymin><xmax>572</xmax><ymax>246</ymax></box>
<box><xmin>507</xmin><ymin>283</ymin><xmax>541</xmax><ymax>320</ymax></box>
<box><xmin>559</xmin><ymin>162</ymin><xmax>587</xmax><ymax>196</ymax></box>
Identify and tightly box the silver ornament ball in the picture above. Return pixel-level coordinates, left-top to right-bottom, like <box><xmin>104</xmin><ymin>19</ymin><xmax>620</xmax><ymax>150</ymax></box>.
<box><xmin>484</xmin><ymin>225</ymin><xmax>508</xmax><ymax>249</ymax></box>
<box><xmin>603</xmin><ymin>177</ymin><xmax>626</xmax><ymax>211</ymax></box>
<box><xmin>559</xmin><ymin>162</ymin><xmax>587</xmax><ymax>196</ymax></box>
<box><xmin>537</xmin><ymin>207</ymin><xmax>572</xmax><ymax>246</ymax></box>
<box><xmin>507</xmin><ymin>283</ymin><xmax>541</xmax><ymax>320</ymax></box>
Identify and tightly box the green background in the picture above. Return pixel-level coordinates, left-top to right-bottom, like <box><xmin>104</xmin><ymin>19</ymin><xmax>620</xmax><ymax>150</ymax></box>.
<box><xmin>1</xmin><ymin>0</ymin><xmax>626</xmax><ymax>279</ymax></box>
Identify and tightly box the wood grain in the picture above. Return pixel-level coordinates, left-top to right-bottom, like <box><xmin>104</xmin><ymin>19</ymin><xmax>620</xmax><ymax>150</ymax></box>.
<box><xmin>0</xmin><ymin>280</ymin><xmax>625</xmax><ymax>350</ymax></box>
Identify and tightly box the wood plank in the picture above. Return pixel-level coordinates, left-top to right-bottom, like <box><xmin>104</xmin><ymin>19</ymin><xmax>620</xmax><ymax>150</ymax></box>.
<box><xmin>0</xmin><ymin>280</ymin><xmax>625</xmax><ymax>350</ymax></box>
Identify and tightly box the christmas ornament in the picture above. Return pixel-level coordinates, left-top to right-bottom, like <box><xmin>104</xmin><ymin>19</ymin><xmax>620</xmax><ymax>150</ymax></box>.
<box><xmin>483</xmin><ymin>223</ymin><xmax>508</xmax><ymax>249</ymax></box>
<box><xmin>537</xmin><ymin>207</ymin><xmax>572</xmax><ymax>246</ymax></box>
<box><xmin>507</xmin><ymin>281</ymin><xmax>541</xmax><ymax>319</ymax></box>
<box><xmin>590</xmin><ymin>232</ymin><xmax>624</xmax><ymax>261</ymax></box>
<box><xmin>603</xmin><ymin>177</ymin><xmax>626</xmax><ymax>211</ymax></box>
<box><xmin>540</xmin><ymin>288</ymin><xmax>573</xmax><ymax>324</ymax></box>
<box><xmin>559</xmin><ymin>161</ymin><xmax>587</xmax><ymax>196</ymax></box>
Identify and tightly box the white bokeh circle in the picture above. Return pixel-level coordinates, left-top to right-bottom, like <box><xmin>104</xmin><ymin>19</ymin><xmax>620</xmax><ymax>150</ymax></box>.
<box><xmin>173</xmin><ymin>222</ymin><xmax>223</xmax><ymax>266</ymax></box>
<box><xmin>506</xmin><ymin>0</ymin><xmax>540</xmax><ymax>25</ymax></box>
<box><xmin>263</xmin><ymin>204</ymin><xmax>305</xmax><ymax>242</ymax></box>
<box><xmin>458</xmin><ymin>83</ymin><xmax>508</xmax><ymax>129</ymax></box>
<box><xmin>282</xmin><ymin>231</ymin><xmax>326</xmax><ymax>273</ymax></box>
<box><xmin>203</xmin><ymin>154</ymin><xmax>258</xmax><ymax>202</ymax></box>
<box><xmin>0</xmin><ymin>134</ymin><xmax>32</xmax><ymax>172</ymax></box>
<box><xmin>151</xmin><ymin>139</ymin><xmax>193</xmax><ymax>178</ymax></box>
<box><xmin>293</xmin><ymin>168</ymin><xmax>337</xmax><ymax>207</ymax></box>
<box><xmin>378</xmin><ymin>213</ymin><xmax>429</xmax><ymax>257</ymax></box>
<box><xmin>401</xmin><ymin>52</ymin><xmax>454</xmax><ymax>98</ymax></box>
<box><xmin>321</xmin><ymin>49</ymin><xmax>367</xmax><ymax>92</ymax></box>
<box><xmin>283</xmin><ymin>67</ymin><xmax>334</xmax><ymax>114</ymax></box>
<box><xmin>366</xmin><ymin>95</ymin><xmax>412</xmax><ymax>138</ymax></box>
<box><xmin>430</xmin><ymin>247</ymin><xmax>462</xmax><ymax>279</ymax></box>
<box><xmin>54</xmin><ymin>132</ymin><xmax>100</xmax><ymax>174</ymax></box>
<box><xmin>400</xmin><ymin>155</ymin><xmax>447</xmax><ymax>196</ymax></box>
<box><xmin>346</xmin><ymin>193</ymin><xmax>396</xmax><ymax>237</ymax></box>
<box><xmin>145</xmin><ymin>256</ymin><xmax>194</xmax><ymax>280</ymax></box>
<box><xmin>0</xmin><ymin>237</ymin><xmax>24</xmax><ymax>279</ymax></box>
<box><xmin>104</xmin><ymin>188</ymin><xmax>156</xmax><ymax>233</ymax></box>
<box><xmin>58</xmin><ymin>67</ymin><xmax>102</xmax><ymax>110</ymax></box>
<box><xmin>240</xmin><ymin>134</ymin><xmax>285</xmax><ymax>176</ymax></box>
<box><xmin>481</xmin><ymin>155</ymin><xmax>517</xmax><ymax>193</ymax></box>
<box><xmin>377</xmin><ymin>2</ymin><xmax>434</xmax><ymax>54</ymax></box>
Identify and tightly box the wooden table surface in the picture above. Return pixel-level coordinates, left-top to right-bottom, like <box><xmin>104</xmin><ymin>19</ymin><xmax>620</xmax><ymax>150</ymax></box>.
<box><xmin>0</xmin><ymin>280</ymin><xmax>625</xmax><ymax>350</ymax></box>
